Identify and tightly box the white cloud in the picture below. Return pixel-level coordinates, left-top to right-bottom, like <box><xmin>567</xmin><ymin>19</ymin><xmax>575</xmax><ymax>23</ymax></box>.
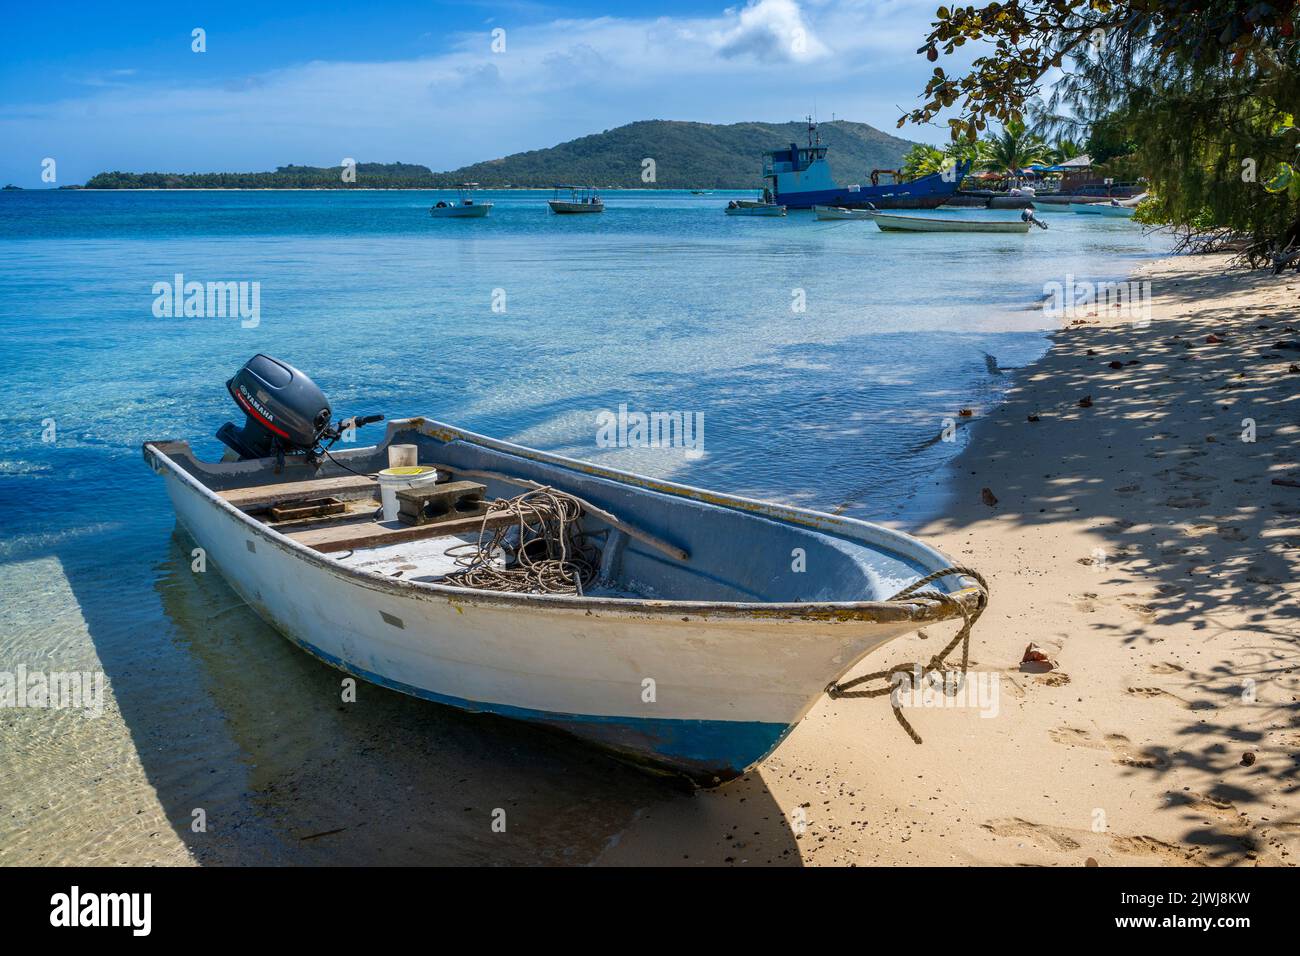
<box><xmin>715</xmin><ymin>0</ymin><xmax>829</xmax><ymax>63</ymax></box>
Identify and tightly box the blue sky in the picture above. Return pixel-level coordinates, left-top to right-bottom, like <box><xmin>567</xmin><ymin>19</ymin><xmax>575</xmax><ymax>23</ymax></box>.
<box><xmin>1</xmin><ymin>0</ymin><xmax>968</xmax><ymax>186</ymax></box>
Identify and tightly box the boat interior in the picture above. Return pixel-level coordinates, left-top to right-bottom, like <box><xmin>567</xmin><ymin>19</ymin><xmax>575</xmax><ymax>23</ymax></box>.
<box><xmin>153</xmin><ymin>420</ymin><xmax>952</xmax><ymax>605</ymax></box>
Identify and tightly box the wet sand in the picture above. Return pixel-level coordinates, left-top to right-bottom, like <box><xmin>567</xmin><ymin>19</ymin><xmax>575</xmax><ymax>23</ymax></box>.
<box><xmin>602</xmin><ymin>254</ymin><xmax>1300</xmax><ymax>865</ymax></box>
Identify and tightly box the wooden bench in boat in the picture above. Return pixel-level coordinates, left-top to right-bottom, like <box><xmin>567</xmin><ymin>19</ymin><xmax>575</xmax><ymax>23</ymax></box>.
<box><xmin>218</xmin><ymin>474</ymin><xmax>379</xmax><ymax>510</ymax></box>
<box><xmin>217</xmin><ymin>474</ymin><xmax>518</xmax><ymax>554</ymax></box>
<box><xmin>283</xmin><ymin>510</ymin><xmax>517</xmax><ymax>554</ymax></box>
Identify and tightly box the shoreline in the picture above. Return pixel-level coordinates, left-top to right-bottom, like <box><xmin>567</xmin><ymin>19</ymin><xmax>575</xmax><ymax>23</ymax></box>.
<box><xmin>602</xmin><ymin>252</ymin><xmax>1300</xmax><ymax>866</ymax></box>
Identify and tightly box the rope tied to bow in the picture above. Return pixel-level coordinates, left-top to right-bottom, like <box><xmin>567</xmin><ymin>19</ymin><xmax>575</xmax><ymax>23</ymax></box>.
<box><xmin>825</xmin><ymin>565</ymin><xmax>990</xmax><ymax>744</ymax></box>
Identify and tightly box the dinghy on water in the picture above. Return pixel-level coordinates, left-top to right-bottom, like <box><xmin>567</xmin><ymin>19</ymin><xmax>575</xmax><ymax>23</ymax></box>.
<box><xmin>429</xmin><ymin>183</ymin><xmax>492</xmax><ymax>218</ymax></box>
<box><xmin>145</xmin><ymin>355</ymin><xmax>987</xmax><ymax>787</ymax></box>
<box><xmin>1089</xmin><ymin>194</ymin><xmax>1146</xmax><ymax>218</ymax></box>
<box><xmin>814</xmin><ymin>204</ymin><xmax>876</xmax><ymax>220</ymax></box>
<box><xmin>724</xmin><ymin>200</ymin><xmax>786</xmax><ymax>217</ymax></box>
<box><xmin>872</xmin><ymin>212</ymin><xmax>1032</xmax><ymax>234</ymax></box>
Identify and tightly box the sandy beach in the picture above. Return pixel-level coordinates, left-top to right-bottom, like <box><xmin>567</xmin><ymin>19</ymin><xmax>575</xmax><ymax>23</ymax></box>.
<box><xmin>601</xmin><ymin>253</ymin><xmax>1300</xmax><ymax>866</ymax></box>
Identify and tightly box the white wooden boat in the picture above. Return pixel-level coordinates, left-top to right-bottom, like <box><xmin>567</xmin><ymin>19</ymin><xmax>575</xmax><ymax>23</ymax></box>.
<box><xmin>872</xmin><ymin>212</ymin><xmax>1031</xmax><ymax>234</ymax></box>
<box><xmin>429</xmin><ymin>183</ymin><xmax>492</xmax><ymax>218</ymax></box>
<box><xmin>1094</xmin><ymin>203</ymin><xmax>1137</xmax><ymax>218</ymax></box>
<box><xmin>725</xmin><ymin>201</ymin><xmax>786</xmax><ymax>217</ymax></box>
<box><xmin>548</xmin><ymin>185</ymin><xmax>604</xmax><ymax>214</ymax></box>
<box><xmin>144</xmin><ymin>363</ymin><xmax>984</xmax><ymax>787</ymax></box>
<box><xmin>814</xmin><ymin>205</ymin><xmax>876</xmax><ymax>220</ymax></box>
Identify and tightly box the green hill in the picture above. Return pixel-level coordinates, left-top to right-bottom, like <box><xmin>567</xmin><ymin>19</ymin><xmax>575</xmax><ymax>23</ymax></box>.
<box><xmin>432</xmin><ymin>119</ymin><xmax>920</xmax><ymax>189</ymax></box>
<box><xmin>83</xmin><ymin>119</ymin><xmax>919</xmax><ymax>190</ymax></box>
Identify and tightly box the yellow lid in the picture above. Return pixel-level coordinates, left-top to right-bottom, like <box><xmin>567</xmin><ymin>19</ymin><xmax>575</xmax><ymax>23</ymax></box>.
<box><xmin>380</xmin><ymin>466</ymin><xmax>434</xmax><ymax>477</ymax></box>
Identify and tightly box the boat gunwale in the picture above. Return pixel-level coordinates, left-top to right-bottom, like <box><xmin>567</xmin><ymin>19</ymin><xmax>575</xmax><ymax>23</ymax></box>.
<box><xmin>143</xmin><ymin>417</ymin><xmax>982</xmax><ymax>623</ymax></box>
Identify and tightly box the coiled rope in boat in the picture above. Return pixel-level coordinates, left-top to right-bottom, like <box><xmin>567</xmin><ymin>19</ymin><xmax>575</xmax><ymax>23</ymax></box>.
<box><xmin>826</xmin><ymin>566</ymin><xmax>990</xmax><ymax>744</ymax></box>
<box><xmin>443</xmin><ymin>487</ymin><xmax>599</xmax><ymax>595</ymax></box>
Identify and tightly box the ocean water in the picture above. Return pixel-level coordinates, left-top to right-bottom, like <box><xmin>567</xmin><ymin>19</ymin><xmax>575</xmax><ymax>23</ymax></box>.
<box><xmin>0</xmin><ymin>189</ymin><xmax>1170</xmax><ymax>864</ymax></box>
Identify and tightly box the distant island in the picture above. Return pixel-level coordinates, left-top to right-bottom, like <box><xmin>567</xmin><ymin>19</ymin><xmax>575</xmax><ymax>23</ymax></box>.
<box><xmin>82</xmin><ymin>119</ymin><xmax>919</xmax><ymax>190</ymax></box>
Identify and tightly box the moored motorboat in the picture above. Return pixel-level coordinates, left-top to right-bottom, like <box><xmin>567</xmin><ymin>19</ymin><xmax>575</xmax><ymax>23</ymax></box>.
<box><xmin>144</xmin><ymin>355</ymin><xmax>987</xmax><ymax>787</ymax></box>
<box><xmin>814</xmin><ymin>205</ymin><xmax>876</xmax><ymax>220</ymax></box>
<box><xmin>429</xmin><ymin>183</ymin><xmax>492</xmax><ymax>218</ymax></box>
<box><xmin>725</xmin><ymin>200</ymin><xmax>786</xmax><ymax>217</ymax></box>
<box><xmin>548</xmin><ymin>185</ymin><xmax>604</xmax><ymax>214</ymax></box>
<box><xmin>872</xmin><ymin>212</ymin><xmax>1032</xmax><ymax>234</ymax></box>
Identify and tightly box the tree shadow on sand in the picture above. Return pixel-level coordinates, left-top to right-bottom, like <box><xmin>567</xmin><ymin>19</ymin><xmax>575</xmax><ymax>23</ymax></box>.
<box><xmin>921</xmin><ymin>262</ymin><xmax>1300</xmax><ymax>864</ymax></box>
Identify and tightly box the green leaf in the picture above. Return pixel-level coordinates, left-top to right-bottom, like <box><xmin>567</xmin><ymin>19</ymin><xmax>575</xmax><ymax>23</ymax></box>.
<box><xmin>1263</xmin><ymin>162</ymin><xmax>1294</xmax><ymax>194</ymax></box>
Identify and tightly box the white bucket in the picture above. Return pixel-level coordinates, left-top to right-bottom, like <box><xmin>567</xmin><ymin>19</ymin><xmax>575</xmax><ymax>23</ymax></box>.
<box><xmin>388</xmin><ymin>444</ymin><xmax>418</xmax><ymax>468</ymax></box>
<box><xmin>377</xmin><ymin>466</ymin><xmax>439</xmax><ymax>522</ymax></box>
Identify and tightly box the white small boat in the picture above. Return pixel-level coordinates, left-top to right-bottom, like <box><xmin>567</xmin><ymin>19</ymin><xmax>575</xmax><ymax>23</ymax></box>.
<box><xmin>430</xmin><ymin>183</ymin><xmax>492</xmax><ymax>218</ymax></box>
<box><xmin>146</xmin><ymin>356</ymin><xmax>986</xmax><ymax>787</ymax></box>
<box><xmin>725</xmin><ymin>200</ymin><xmax>786</xmax><ymax>217</ymax></box>
<box><xmin>548</xmin><ymin>185</ymin><xmax>604</xmax><ymax>214</ymax></box>
<box><xmin>814</xmin><ymin>205</ymin><xmax>876</xmax><ymax>220</ymax></box>
<box><xmin>872</xmin><ymin>212</ymin><xmax>1031</xmax><ymax>234</ymax></box>
<box><xmin>1094</xmin><ymin>203</ymin><xmax>1137</xmax><ymax>218</ymax></box>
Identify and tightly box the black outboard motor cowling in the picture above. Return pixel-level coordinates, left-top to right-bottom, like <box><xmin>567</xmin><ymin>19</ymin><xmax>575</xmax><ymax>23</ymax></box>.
<box><xmin>217</xmin><ymin>354</ymin><xmax>332</xmax><ymax>461</ymax></box>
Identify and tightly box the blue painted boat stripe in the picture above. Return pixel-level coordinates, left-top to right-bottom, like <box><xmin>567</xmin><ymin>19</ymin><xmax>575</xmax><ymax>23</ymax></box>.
<box><xmin>282</xmin><ymin>631</ymin><xmax>790</xmax><ymax>774</ymax></box>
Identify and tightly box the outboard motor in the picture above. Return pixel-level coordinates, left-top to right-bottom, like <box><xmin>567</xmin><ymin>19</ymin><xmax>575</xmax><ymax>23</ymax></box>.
<box><xmin>217</xmin><ymin>354</ymin><xmax>382</xmax><ymax>464</ymax></box>
<box><xmin>1021</xmin><ymin>207</ymin><xmax>1049</xmax><ymax>230</ymax></box>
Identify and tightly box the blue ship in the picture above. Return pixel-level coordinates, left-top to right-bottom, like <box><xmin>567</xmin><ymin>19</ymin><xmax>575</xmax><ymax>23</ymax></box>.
<box><xmin>762</xmin><ymin>119</ymin><xmax>969</xmax><ymax>210</ymax></box>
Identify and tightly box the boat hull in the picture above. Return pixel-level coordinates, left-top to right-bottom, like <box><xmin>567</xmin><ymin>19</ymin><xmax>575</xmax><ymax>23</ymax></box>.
<box><xmin>813</xmin><ymin>205</ymin><xmax>875</xmax><ymax>220</ymax></box>
<box><xmin>873</xmin><ymin>213</ymin><xmax>1031</xmax><ymax>234</ymax></box>
<box><xmin>548</xmin><ymin>201</ymin><xmax>604</xmax><ymax>214</ymax></box>
<box><xmin>774</xmin><ymin>165</ymin><xmax>967</xmax><ymax>211</ymax></box>
<box><xmin>725</xmin><ymin>205</ymin><xmax>786</xmax><ymax>217</ymax></box>
<box><xmin>430</xmin><ymin>203</ymin><xmax>491</xmax><ymax>218</ymax></box>
<box><xmin>145</xmin><ymin>420</ymin><xmax>981</xmax><ymax>786</ymax></box>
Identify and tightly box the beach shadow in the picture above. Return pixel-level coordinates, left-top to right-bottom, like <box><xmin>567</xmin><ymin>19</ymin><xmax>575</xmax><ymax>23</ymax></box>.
<box><xmin>917</xmin><ymin>259</ymin><xmax>1300</xmax><ymax>862</ymax></box>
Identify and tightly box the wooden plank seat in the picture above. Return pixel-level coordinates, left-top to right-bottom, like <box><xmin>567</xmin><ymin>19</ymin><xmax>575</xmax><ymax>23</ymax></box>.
<box><xmin>284</xmin><ymin>509</ymin><xmax>517</xmax><ymax>554</ymax></box>
<box><xmin>218</xmin><ymin>474</ymin><xmax>379</xmax><ymax>511</ymax></box>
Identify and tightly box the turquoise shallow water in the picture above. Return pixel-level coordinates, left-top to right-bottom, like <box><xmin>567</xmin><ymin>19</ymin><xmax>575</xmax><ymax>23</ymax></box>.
<box><xmin>0</xmin><ymin>189</ymin><xmax>1170</xmax><ymax>863</ymax></box>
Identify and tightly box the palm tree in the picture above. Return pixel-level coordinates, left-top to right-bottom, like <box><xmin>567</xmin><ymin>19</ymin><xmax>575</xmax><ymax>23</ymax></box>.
<box><xmin>1047</xmin><ymin>137</ymin><xmax>1084</xmax><ymax>165</ymax></box>
<box><xmin>900</xmin><ymin>144</ymin><xmax>947</xmax><ymax>179</ymax></box>
<box><xmin>900</xmin><ymin>141</ymin><xmax>988</xmax><ymax>181</ymax></box>
<box><xmin>980</xmin><ymin>120</ymin><xmax>1050</xmax><ymax>175</ymax></box>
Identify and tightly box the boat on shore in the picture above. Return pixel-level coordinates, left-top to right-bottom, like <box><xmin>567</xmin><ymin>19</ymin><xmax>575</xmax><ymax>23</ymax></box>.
<box><xmin>814</xmin><ymin>205</ymin><xmax>876</xmax><ymax>220</ymax></box>
<box><xmin>872</xmin><ymin>212</ymin><xmax>1032</xmax><ymax>234</ymax></box>
<box><xmin>762</xmin><ymin>118</ymin><xmax>968</xmax><ymax>210</ymax></box>
<box><xmin>725</xmin><ymin>200</ymin><xmax>786</xmax><ymax>217</ymax></box>
<box><xmin>429</xmin><ymin>183</ymin><xmax>492</xmax><ymax>218</ymax></box>
<box><xmin>145</xmin><ymin>356</ymin><xmax>986</xmax><ymax>787</ymax></box>
<box><xmin>548</xmin><ymin>185</ymin><xmax>604</xmax><ymax>214</ymax></box>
